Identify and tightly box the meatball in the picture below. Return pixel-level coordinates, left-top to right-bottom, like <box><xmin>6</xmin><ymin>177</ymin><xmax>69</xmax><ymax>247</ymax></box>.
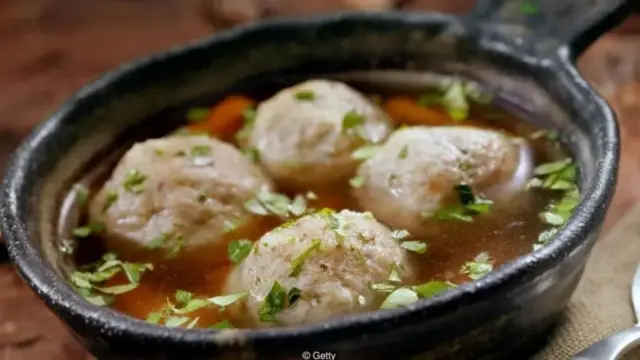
<box><xmin>224</xmin><ymin>209</ymin><xmax>416</xmax><ymax>327</ymax></box>
<box><xmin>353</xmin><ymin>126</ymin><xmax>531</xmax><ymax>237</ymax></box>
<box><xmin>248</xmin><ymin>79</ymin><xmax>392</xmax><ymax>188</ymax></box>
<box><xmin>89</xmin><ymin>135</ymin><xmax>273</xmax><ymax>263</ymax></box>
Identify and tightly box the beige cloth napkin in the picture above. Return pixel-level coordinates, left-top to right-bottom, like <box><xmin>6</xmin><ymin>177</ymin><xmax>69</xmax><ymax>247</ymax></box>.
<box><xmin>532</xmin><ymin>205</ymin><xmax>640</xmax><ymax>360</ymax></box>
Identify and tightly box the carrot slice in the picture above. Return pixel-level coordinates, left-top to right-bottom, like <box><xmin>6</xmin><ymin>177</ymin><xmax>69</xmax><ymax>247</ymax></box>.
<box><xmin>187</xmin><ymin>95</ymin><xmax>255</xmax><ymax>140</ymax></box>
<box><xmin>384</xmin><ymin>96</ymin><xmax>488</xmax><ymax>128</ymax></box>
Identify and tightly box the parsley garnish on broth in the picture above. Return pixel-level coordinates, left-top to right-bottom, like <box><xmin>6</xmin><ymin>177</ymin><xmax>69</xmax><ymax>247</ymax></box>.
<box><xmin>73</xmin><ymin>184</ymin><xmax>89</xmax><ymax>207</ymax></box>
<box><xmin>228</xmin><ymin>239</ymin><xmax>253</xmax><ymax>264</ymax></box>
<box><xmin>527</xmin><ymin>158</ymin><xmax>580</xmax><ymax>250</ymax></box>
<box><xmin>429</xmin><ymin>184</ymin><xmax>493</xmax><ymax>222</ymax></box>
<box><xmin>258</xmin><ymin>281</ymin><xmax>288</xmax><ymax>323</ymax></box>
<box><xmin>186</xmin><ymin>108</ymin><xmax>211</xmax><ymax>123</ymax></box>
<box><xmin>146</xmin><ymin>290</ymin><xmax>247</xmax><ymax>328</ymax></box>
<box><xmin>418</xmin><ymin>80</ymin><xmax>493</xmax><ymax>121</ymax></box>
<box><xmin>71</xmin><ymin>252</ymin><xmax>153</xmax><ymax>307</ymax></box>
<box><xmin>351</xmin><ymin>144</ymin><xmax>381</xmax><ymax>161</ymax></box>
<box><xmin>460</xmin><ymin>252</ymin><xmax>494</xmax><ymax>280</ymax></box>
<box><xmin>73</xmin><ymin>222</ymin><xmax>105</xmax><ymax>238</ymax></box>
<box><xmin>103</xmin><ymin>190</ymin><xmax>119</xmax><ymax>212</ymax></box>
<box><xmin>244</xmin><ymin>188</ymin><xmax>310</xmax><ymax>219</ymax></box>
<box><xmin>374</xmin><ymin>280</ymin><xmax>457</xmax><ymax>309</ymax></box>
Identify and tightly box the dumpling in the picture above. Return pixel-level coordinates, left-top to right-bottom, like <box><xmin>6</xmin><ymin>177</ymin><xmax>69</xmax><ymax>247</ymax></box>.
<box><xmin>353</xmin><ymin>126</ymin><xmax>531</xmax><ymax>238</ymax></box>
<box><xmin>248</xmin><ymin>79</ymin><xmax>392</xmax><ymax>189</ymax></box>
<box><xmin>89</xmin><ymin>135</ymin><xmax>273</xmax><ymax>263</ymax></box>
<box><xmin>224</xmin><ymin>209</ymin><xmax>416</xmax><ymax>327</ymax></box>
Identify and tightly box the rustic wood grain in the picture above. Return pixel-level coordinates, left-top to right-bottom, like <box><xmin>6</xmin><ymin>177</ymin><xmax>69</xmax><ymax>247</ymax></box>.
<box><xmin>0</xmin><ymin>1</ymin><xmax>638</xmax><ymax>359</ymax></box>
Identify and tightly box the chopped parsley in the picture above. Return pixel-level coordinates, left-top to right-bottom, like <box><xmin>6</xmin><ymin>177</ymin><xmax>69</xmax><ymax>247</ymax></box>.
<box><xmin>222</xmin><ymin>219</ymin><xmax>241</xmax><ymax>233</ymax></box>
<box><xmin>370</xmin><ymin>282</ymin><xmax>397</xmax><ymax>293</ymax></box>
<box><xmin>175</xmin><ymin>289</ymin><xmax>193</xmax><ymax>305</ymax></box>
<box><xmin>74</xmin><ymin>184</ymin><xmax>89</xmax><ymax>207</ymax></box>
<box><xmin>228</xmin><ymin>239</ymin><xmax>253</xmax><ymax>264</ymax></box>
<box><xmin>244</xmin><ymin>188</ymin><xmax>310</xmax><ymax>219</ymax></box>
<box><xmin>103</xmin><ymin>190</ymin><xmax>119</xmax><ymax>211</ymax></box>
<box><xmin>243</xmin><ymin>147</ymin><xmax>260</xmax><ymax>163</ymax></box>
<box><xmin>208</xmin><ymin>292</ymin><xmax>248</xmax><ymax>308</ymax></box>
<box><xmin>400</xmin><ymin>241</ymin><xmax>428</xmax><ymax>254</ymax></box>
<box><xmin>520</xmin><ymin>0</ymin><xmax>539</xmax><ymax>15</ymax></box>
<box><xmin>234</xmin><ymin>106</ymin><xmax>257</xmax><ymax>146</ymax></box>
<box><xmin>165</xmin><ymin>236</ymin><xmax>184</xmax><ymax>259</ymax></box>
<box><xmin>294</xmin><ymin>90</ymin><xmax>315</xmax><ymax>101</ymax></box>
<box><xmin>442</xmin><ymin>81</ymin><xmax>469</xmax><ymax>121</ymax></box>
<box><xmin>209</xmin><ymin>320</ymin><xmax>234</xmax><ymax>329</ymax></box>
<box><xmin>349</xmin><ymin>176</ymin><xmax>365</xmax><ymax>188</ymax></box>
<box><xmin>123</xmin><ymin>169</ymin><xmax>147</xmax><ymax>194</ymax></box>
<box><xmin>529</xmin><ymin>129</ymin><xmax>559</xmax><ymax>141</ymax></box>
<box><xmin>528</xmin><ymin>158</ymin><xmax>580</xmax><ymax>251</ymax></box>
<box><xmin>460</xmin><ymin>252</ymin><xmax>494</xmax><ymax>280</ymax></box>
<box><xmin>71</xmin><ymin>253</ymin><xmax>153</xmax><ymax>306</ymax></box>
<box><xmin>418</xmin><ymin>80</ymin><xmax>493</xmax><ymax>121</ymax></box>
<box><xmin>388</xmin><ymin>264</ymin><xmax>402</xmax><ymax>282</ymax></box>
<box><xmin>289</xmin><ymin>239</ymin><xmax>322</xmax><ymax>276</ymax></box>
<box><xmin>186</xmin><ymin>108</ymin><xmax>211</xmax><ymax>123</ymax></box>
<box><xmin>413</xmin><ymin>281</ymin><xmax>457</xmax><ymax>298</ymax></box>
<box><xmin>430</xmin><ymin>184</ymin><xmax>492</xmax><ymax>222</ymax></box>
<box><xmin>390</xmin><ymin>229</ymin><xmax>410</xmax><ymax>241</ymax></box>
<box><xmin>148</xmin><ymin>233</ymin><xmax>171</xmax><ymax>249</ymax></box>
<box><xmin>380</xmin><ymin>288</ymin><xmax>419</xmax><ymax>309</ymax></box>
<box><xmin>190</xmin><ymin>145</ymin><xmax>214</xmax><ymax>166</ymax></box>
<box><xmin>287</xmin><ymin>287</ymin><xmax>301</xmax><ymax>306</ymax></box>
<box><xmin>398</xmin><ymin>145</ymin><xmax>409</xmax><ymax>159</ymax></box>
<box><xmin>258</xmin><ymin>281</ymin><xmax>287</xmax><ymax>323</ymax></box>
<box><xmin>351</xmin><ymin>144</ymin><xmax>381</xmax><ymax>161</ymax></box>
<box><xmin>72</xmin><ymin>222</ymin><xmax>105</xmax><ymax>238</ymax></box>
<box><xmin>342</xmin><ymin>110</ymin><xmax>365</xmax><ymax>134</ymax></box>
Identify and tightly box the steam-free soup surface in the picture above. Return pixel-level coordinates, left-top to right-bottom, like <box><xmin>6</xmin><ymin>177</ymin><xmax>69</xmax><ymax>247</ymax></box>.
<box><xmin>61</xmin><ymin>77</ymin><xmax>579</xmax><ymax>329</ymax></box>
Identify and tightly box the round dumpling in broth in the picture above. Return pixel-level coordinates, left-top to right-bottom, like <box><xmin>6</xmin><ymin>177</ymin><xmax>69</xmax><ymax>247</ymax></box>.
<box><xmin>353</xmin><ymin>126</ymin><xmax>531</xmax><ymax>238</ymax></box>
<box><xmin>248</xmin><ymin>79</ymin><xmax>393</xmax><ymax>189</ymax></box>
<box><xmin>224</xmin><ymin>209</ymin><xmax>417</xmax><ymax>327</ymax></box>
<box><xmin>89</xmin><ymin>135</ymin><xmax>273</xmax><ymax>263</ymax></box>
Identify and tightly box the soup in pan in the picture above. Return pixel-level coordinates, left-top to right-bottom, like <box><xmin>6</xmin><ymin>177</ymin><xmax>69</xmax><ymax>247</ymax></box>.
<box><xmin>60</xmin><ymin>77</ymin><xmax>579</xmax><ymax>329</ymax></box>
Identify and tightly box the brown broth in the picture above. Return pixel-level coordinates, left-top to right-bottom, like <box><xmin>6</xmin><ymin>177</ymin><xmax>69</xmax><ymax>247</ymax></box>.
<box><xmin>62</xmin><ymin>82</ymin><xmax>569</xmax><ymax>328</ymax></box>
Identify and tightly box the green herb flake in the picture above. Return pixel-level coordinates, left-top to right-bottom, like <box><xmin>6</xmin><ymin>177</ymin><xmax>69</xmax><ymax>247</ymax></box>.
<box><xmin>289</xmin><ymin>239</ymin><xmax>322</xmax><ymax>276</ymax></box>
<box><xmin>390</xmin><ymin>229</ymin><xmax>410</xmax><ymax>241</ymax></box>
<box><xmin>400</xmin><ymin>241</ymin><xmax>428</xmax><ymax>254</ymax></box>
<box><xmin>185</xmin><ymin>317</ymin><xmax>200</xmax><ymax>329</ymax></box>
<box><xmin>148</xmin><ymin>233</ymin><xmax>170</xmax><ymax>250</ymax></box>
<box><xmin>172</xmin><ymin>299</ymin><xmax>211</xmax><ymax>314</ymax></box>
<box><xmin>287</xmin><ymin>287</ymin><xmax>301</xmax><ymax>306</ymax></box>
<box><xmin>413</xmin><ymin>281</ymin><xmax>456</xmax><ymax>298</ymax></box>
<box><xmin>534</xmin><ymin>227</ymin><xmax>559</xmax><ymax>251</ymax></box>
<box><xmin>534</xmin><ymin>158</ymin><xmax>572</xmax><ymax>176</ymax></box>
<box><xmin>349</xmin><ymin>176</ymin><xmax>365</xmax><ymax>189</ymax></box>
<box><xmin>520</xmin><ymin>1</ymin><xmax>539</xmax><ymax>15</ymax></box>
<box><xmin>228</xmin><ymin>239</ymin><xmax>253</xmax><ymax>264</ymax></box>
<box><xmin>191</xmin><ymin>145</ymin><xmax>212</xmax><ymax>158</ymax></box>
<box><xmin>529</xmin><ymin>129</ymin><xmax>559</xmax><ymax>141</ymax></box>
<box><xmin>165</xmin><ymin>316</ymin><xmax>191</xmax><ymax>328</ymax></box>
<box><xmin>243</xmin><ymin>107</ymin><xmax>257</xmax><ymax>125</ymax></box>
<box><xmin>104</xmin><ymin>190</ymin><xmax>119</xmax><ymax>212</ymax></box>
<box><xmin>258</xmin><ymin>281</ymin><xmax>287</xmax><ymax>323</ymax></box>
<box><xmin>290</xmin><ymin>195</ymin><xmax>307</xmax><ymax>217</ymax></box>
<box><xmin>244</xmin><ymin>147</ymin><xmax>260</xmax><ymax>163</ymax></box>
<box><xmin>74</xmin><ymin>184</ymin><xmax>89</xmax><ymax>207</ymax></box>
<box><xmin>398</xmin><ymin>145</ymin><xmax>409</xmax><ymax>159</ymax></box>
<box><xmin>121</xmin><ymin>262</ymin><xmax>153</xmax><ymax>284</ymax></box>
<box><xmin>388</xmin><ymin>264</ymin><xmax>402</xmax><ymax>283</ymax></box>
<box><xmin>210</xmin><ymin>320</ymin><xmax>234</xmax><ymax>329</ymax></box>
<box><xmin>540</xmin><ymin>211</ymin><xmax>566</xmax><ymax>226</ymax></box>
<box><xmin>93</xmin><ymin>283</ymin><xmax>139</xmax><ymax>295</ymax></box>
<box><xmin>294</xmin><ymin>90</ymin><xmax>315</xmax><ymax>101</ymax></box>
<box><xmin>460</xmin><ymin>252</ymin><xmax>494</xmax><ymax>280</ymax></box>
<box><xmin>370</xmin><ymin>283</ymin><xmax>397</xmax><ymax>293</ymax></box>
<box><xmin>342</xmin><ymin>110</ymin><xmax>365</xmax><ymax>133</ymax></box>
<box><xmin>146</xmin><ymin>312</ymin><xmax>164</xmax><ymax>324</ymax></box>
<box><xmin>72</xmin><ymin>222</ymin><xmax>105</xmax><ymax>238</ymax></box>
<box><xmin>165</xmin><ymin>236</ymin><xmax>184</xmax><ymax>259</ymax></box>
<box><xmin>442</xmin><ymin>81</ymin><xmax>470</xmax><ymax>121</ymax></box>
<box><xmin>380</xmin><ymin>288</ymin><xmax>419</xmax><ymax>309</ymax></box>
<box><xmin>123</xmin><ymin>169</ymin><xmax>147</xmax><ymax>194</ymax></box>
<box><xmin>351</xmin><ymin>144</ymin><xmax>381</xmax><ymax>161</ymax></box>
<box><xmin>175</xmin><ymin>290</ymin><xmax>194</xmax><ymax>305</ymax></box>
<box><xmin>209</xmin><ymin>292</ymin><xmax>248</xmax><ymax>309</ymax></box>
<box><xmin>186</xmin><ymin>108</ymin><xmax>211</xmax><ymax>123</ymax></box>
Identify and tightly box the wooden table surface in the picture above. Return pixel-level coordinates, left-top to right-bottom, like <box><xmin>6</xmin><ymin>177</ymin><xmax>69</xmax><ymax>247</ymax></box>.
<box><xmin>0</xmin><ymin>1</ymin><xmax>639</xmax><ymax>359</ymax></box>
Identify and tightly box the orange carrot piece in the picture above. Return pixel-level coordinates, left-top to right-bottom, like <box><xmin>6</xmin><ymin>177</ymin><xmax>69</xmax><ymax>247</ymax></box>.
<box><xmin>384</xmin><ymin>96</ymin><xmax>488</xmax><ymax>128</ymax></box>
<box><xmin>385</xmin><ymin>96</ymin><xmax>453</xmax><ymax>126</ymax></box>
<box><xmin>187</xmin><ymin>95</ymin><xmax>255</xmax><ymax>139</ymax></box>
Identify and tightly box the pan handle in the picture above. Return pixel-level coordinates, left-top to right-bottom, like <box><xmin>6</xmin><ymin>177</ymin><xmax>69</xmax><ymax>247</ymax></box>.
<box><xmin>467</xmin><ymin>0</ymin><xmax>635</xmax><ymax>59</ymax></box>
